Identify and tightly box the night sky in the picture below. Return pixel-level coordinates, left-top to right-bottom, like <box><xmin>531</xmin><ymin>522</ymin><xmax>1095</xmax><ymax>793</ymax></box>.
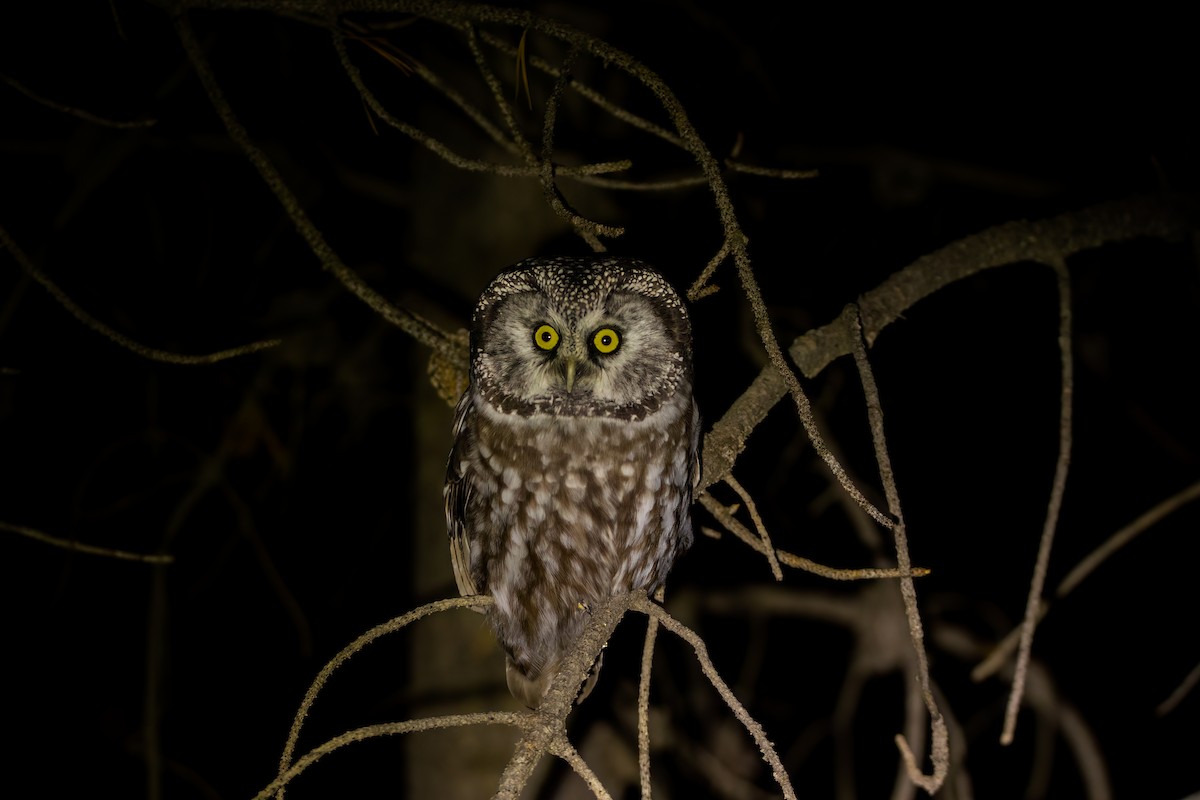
<box><xmin>2</xmin><ymin>3</ymin><xmax>1197</xmax><ymax>798</ymax></box>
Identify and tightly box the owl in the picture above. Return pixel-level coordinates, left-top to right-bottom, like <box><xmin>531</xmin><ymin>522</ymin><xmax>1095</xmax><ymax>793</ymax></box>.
<box><xmin>444</xmin><ymin>256</ymin><xmax>700</xmax><ymax>709</ymax></box>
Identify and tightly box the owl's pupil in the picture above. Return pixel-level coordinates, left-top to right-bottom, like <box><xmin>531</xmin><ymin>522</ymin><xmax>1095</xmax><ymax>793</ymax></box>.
<box><xmin>541</xmin><ymin>332</ymin><xmax>552</xmax><ymax>342</ymax></box>
<box><xmin>600</xmin><ymin>335</ymin><xmax>612</xmax><ymax>346</ymax></box>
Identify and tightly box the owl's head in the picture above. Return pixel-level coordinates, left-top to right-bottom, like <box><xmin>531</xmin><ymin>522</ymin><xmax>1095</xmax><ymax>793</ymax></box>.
<box><xmin>469</xmin><ymin>256</ymin><xmax>693</xmax><ymax>420</ymax></box>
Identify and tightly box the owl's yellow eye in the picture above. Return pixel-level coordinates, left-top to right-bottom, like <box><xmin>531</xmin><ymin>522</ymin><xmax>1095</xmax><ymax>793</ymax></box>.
<box><xmin>592</xmin><ymin>328</ymin><xmax>620</xmax><ymax>354</ymax></box>
<box><xmin>533</xmin><ymin>324</ymin><xmax>560</xmax><ymax>351</ymax></box>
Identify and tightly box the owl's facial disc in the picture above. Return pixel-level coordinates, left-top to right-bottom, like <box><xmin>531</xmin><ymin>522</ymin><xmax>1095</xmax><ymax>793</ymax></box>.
<box><xmin>471</xmin><ymin>259</ymin><xmax>691</xmax><ymax>419</ymax></box>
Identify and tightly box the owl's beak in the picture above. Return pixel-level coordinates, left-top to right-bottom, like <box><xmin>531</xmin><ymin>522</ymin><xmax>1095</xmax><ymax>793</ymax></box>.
<box><xmin>563</xmin><ymin>357</ymin><xmax>577</xmax><ymax>393</ymax></box>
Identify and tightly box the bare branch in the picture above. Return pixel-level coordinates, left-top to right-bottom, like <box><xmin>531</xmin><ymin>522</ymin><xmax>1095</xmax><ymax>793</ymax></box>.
<box><xmin>1001</xmin><ymin>257</ymin><xmax>1074</xmax><ymax>746</ymax></box>
<box><xmin>461</xmin><ymin>25</ymin><xmax>534</xmax><ymax>159</ymax></box>
<box><xmin>775</xmin><ymin>551</ymin><xmax>929</xmax><ymax>581</ymax></box>
<box><xmin>538</xmin><ymin>44</ymin><xmax>622</xmax><ymax>245</ymax></box>
<box><xmin>1157</xmin><ymin>660</ymin><xmax>1200</xmax><ymax>717</ymax></box>
<box><xmin>2</xmin><ymin>520</ymin><xmax>174</xmax><ymax>564</ymax></box>
<box><xmin>849</xmin><ymin>305</ymin><xmax>947</xmax><ymax>793</ymax></box>
<box><xmin>173</xmin><ymin>12</ymin><xmax>460</xmax><ymax>358</ymax></box>
<box><xmin>699</xmin><ymin>494</ymin><xmax>927</xmax><ymax>580</ymax></box>
<box><xmin>701</xmin><ymin>194</ymin><xmax>1192</xmax><ymax>492</ymax></box>
<box><xmin>1</xmin><ymin>72</ymin><xmax>156</xmax><ymax>128</ymax></box>
<box><xmin>478</xmin><ymin>29</ymin><xmax>684</xmax><ymax>148</ymax></box>
<box><xmin>687</xmin><ymin>237</ymin><xmax>734</xmax><ymax>302</ymax></box>
<box><xmin>276</xmin><ymin>595</ymin><xmax>494</xmax><ymax>798</ymax></box>
<box><xmin>258</xmin><ymin>711</ymin><xmax>527</xmax><ymax>800</ymax></box>
<box><xmin>1056</xmin><ymin>480</ymin><xmax>1200</xmax><ymax>599</ymax></box>
<box><xmin>723</xmin><ymin>159</ymin><xmax>818</xmax><ymax>180</ymax></box>
<box><xmin>1058</xmin><ymin>698</ymin><xmax>1113</xmax><ymax>800</ymax></box>
<box><xmin>0</xmin><ymin>223</ymin><xmax>280</xmax><ymax>364</ymax></box>
<box><xmin>548</xmin><ymin>738</ymin><xmax>615</xmax><ymax>800</ymax></box>
<box><xmin>723</xmin><ymin>475</ymin><xmax>782</xmax><ymax>581</ymax></box>
<box><xmin>973</xmin><ymin>478</ymin><xmax>1200</xmax><ymax>682</ymax></box>
<box><xmin>733</xmin><ymin>258</ymin><xmax>897</xmax><ymax>527</ymax></box>
<box><xmin>331</xmin><ymin>26</ymin><xmax>629</xmax><ymax>178</ymax></box>
<box><xmin>632</xmin><ymin>594</ymin><xmax>797</xmax><ymax>800</ymax></box>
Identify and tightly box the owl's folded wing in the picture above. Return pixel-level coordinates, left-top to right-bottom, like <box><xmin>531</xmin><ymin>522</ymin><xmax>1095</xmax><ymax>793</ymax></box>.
<box><xmin>689</xmin><ymin>396</ymin><xmax>702</xmax><ymax>494</ymax></box>
<box><xmin>445</xmin><ymin>390</ymin><xmax>481</xmax><ymax>599</ymax></box>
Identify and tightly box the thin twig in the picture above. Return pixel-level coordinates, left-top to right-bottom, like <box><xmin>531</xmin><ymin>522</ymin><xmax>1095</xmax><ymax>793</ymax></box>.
<box><xmin>549</xmin><ymin>738</ymin><xmax>615</xmax><ymax>800</ymax></box>
<box><xmin>1157</xmin><ymin>660</ymin><xmax>1200</xmax><ymax>717</ymax></box>
<box><xmin>723</xmin><ymin>159</ymin><xmax>818</xmax><ymax>180</ymax></box>
<box><xmin>1057</xmin><ymin>480</ymin><xmax>1200</xmax><ymax>598</ymax></box>
<box><xmin>724</xmin><ymin>475</ymin><xmax>782</xmax><ymax>581</ymax></box>
<box><xmin>216</xmin><ymin>479</ymin><xmax>313</xmax><ymax>657</ymax></box>
<box><xmin>257</xmin><ymin>712</ymin><xmax>526</xmax><ymax>800</ymax></box>
<box><xmin>0</xmin><ymin>224</ymin><xmax>280</xmax><ymax>364</ymax></box>
<box><xmin>174</xmin><ymin>13</ymin><xmax>459</xmax><ymax>359</ymax></box>
<box><xmin>358</xmin><ymin>26</ymin><xmax>803</xmax><ymax>194</ymax></box>
<box><xmin>145</xmin><ymin>397</ymin><xmax>279</xmax><ymax>800</ymax></box>
<box><xmin>463</xmin><ymin>24</ymin><xmax>535</xmax><ymax>164</ymax></box>
<box><xmin>2</xmin><ymin>520</ymin><xmax>174</xmax><ymax>564</ymax></box>
<box><xmin>699</xmin><ymin>495</ymin><xmax>926</xmax><ymax>580</ymax></box>
<box><xmin>632</xmin><ymin>595</ymin><xmax>797</xmax><ymax>800</ymax></box>
<box><xmin>332</xmin><ymin>27</ymin><xmax>527</xmax><ymax>176</ymax></box>
<box><xmin>478</xmin><ymin>29</ymin><xmax>684</xmax><ymax>148</ymax></box>
<box><xmin>775</xmin><ymin>551</ymin><xmax>929</xmax><ymax>581</ymax></box>
<box><xmin>891</xmin><ymin>660</ymin><xmax>926</xmax><ymax>800</ymax></box>
<box><xmin>1001</xmin><ymin>257</ymin><xmax>1074</xmax><ymax>746</ymax></box>
<box><xmin>687</xmin><ymin>238</ymin><xmax>734</xmax><ymax>302</ymax></box>
<box><xmin>538</xmin><ymin>44</ymin><xmax>622</xmax><ymax>245</ymax></box>
<box><xmin>465</xmin><ymin>20</ymin><xmax>617</xmax><ymax>248</ymax></box>
<box><xmin>849</xmin><ymin>304</ymin><xmax>947</xmax><ymax>794</ymax></box>
<box><xmin>972</xmin><ymin>478</ymin><xmax>1200</xmax><ymax>682</ymax></box>
<box><xmin>1</xmin><ymin>72</ymin><xmax>155</xmax><ymax>128</ymax></box>
<box><xmin>276</xmin><ymin>595</ymin><xmax>493</xmax><ymax>799</ymax></box>
<box><xmin>739</xmin><ymin>262</ymin><xmax>895</xmax><ymax>531</ymax></box>
<box><xmin>333</xmin><ymin>28</ymin><xmax>629</xmax><ymax>178</ymax></box>
<box><xmin>578</xmin><ymin>174</ymin><xmax>710</xmax><ymax>191</ymax></box>
<box><xmin>1058</xmin><ymin>698</ymin><xmax>1113</xmax><ymax>800</ymax></box>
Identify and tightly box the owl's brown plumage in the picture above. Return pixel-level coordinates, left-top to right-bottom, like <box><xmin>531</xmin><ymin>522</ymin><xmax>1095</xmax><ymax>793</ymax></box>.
<box><xmin>445</xmin><ymin>256</ymin><xmax>699</xmax><ymax>708</ymax></box>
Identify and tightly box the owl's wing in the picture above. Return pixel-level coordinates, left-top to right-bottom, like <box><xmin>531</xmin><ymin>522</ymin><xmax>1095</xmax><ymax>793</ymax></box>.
<box><xmin>688</xmin><ymin>396</ymin><xmax>702</xmax><ymax>493</ymax></box>
<box><xmin>445</xmin><ymin>390</ymin><xmax>481</xmax><ymax>598</ymax></box>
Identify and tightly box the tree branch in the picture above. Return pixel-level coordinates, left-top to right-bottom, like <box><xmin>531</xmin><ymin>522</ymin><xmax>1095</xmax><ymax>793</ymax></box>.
<box><xmin>701</xmin><ymin>194</ymin><xmax>1193</xmax><ymax>491</ymax></box>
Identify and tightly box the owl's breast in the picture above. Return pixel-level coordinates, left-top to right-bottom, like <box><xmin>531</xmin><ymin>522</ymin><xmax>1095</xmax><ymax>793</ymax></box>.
<box><xmin>467</xmin><ymin>396</ymin><xmax>694</xmax><ymax>605</ymax></box>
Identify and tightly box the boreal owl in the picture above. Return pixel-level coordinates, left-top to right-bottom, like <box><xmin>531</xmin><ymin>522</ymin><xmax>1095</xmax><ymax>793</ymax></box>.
<box><xmin>444</xmin><ymin>256</ymin><xmax>699</xmax><ymax>708</ymax></box>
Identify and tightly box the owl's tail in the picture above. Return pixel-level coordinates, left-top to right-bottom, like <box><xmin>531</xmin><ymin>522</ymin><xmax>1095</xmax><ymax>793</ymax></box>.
<box><xmin>506</xmin><ymin>653</ymin><xmax>604</xmax><ymax>709</ymax></box>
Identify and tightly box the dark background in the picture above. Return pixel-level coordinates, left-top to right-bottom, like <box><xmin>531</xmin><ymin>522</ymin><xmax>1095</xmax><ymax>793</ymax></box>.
<box><xmin>2</xmin><ymin>2</ymin><xmax>1197</xmax><ymax>798</ymax></box>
